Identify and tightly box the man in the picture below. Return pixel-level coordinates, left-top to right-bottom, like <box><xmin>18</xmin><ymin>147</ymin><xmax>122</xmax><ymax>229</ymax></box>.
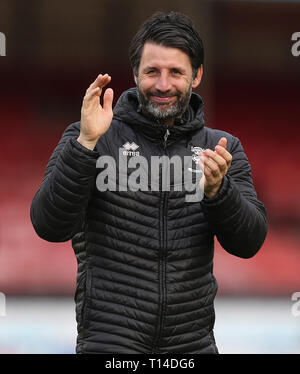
<box><xmin>30</xmin><ymin>11</ymin><xmax>267</xmax><ymax>354</ymax></box>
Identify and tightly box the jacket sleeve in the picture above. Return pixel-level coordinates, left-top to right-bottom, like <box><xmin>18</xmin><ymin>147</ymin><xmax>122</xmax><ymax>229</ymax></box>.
<box><xmin>30</xmin><ymin>122</ymin><xmax>99</xmax><ymax>242</ymax></box>
<box><xmin>200</xmin><ymin>136</ymin><xmax>267</xmax><ymax>259</ymax></box>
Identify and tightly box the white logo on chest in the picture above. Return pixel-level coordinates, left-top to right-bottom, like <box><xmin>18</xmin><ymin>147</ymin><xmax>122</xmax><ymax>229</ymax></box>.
<box><xmin>122</xmin><ymin>142</ymin><xmax>140</xmax><ymax>156</ymax></box>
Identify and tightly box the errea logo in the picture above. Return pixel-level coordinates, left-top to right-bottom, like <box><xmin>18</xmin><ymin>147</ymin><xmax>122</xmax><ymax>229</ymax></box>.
<box><xmin>122</xmin><ymin>142</ymin><xmax>140</xmax><ymax>156</ymax></box>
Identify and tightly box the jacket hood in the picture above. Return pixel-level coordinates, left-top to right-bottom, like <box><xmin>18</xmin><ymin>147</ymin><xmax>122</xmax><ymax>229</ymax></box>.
<box><xmin>113</xmin><ymin>87</ymin><xmax>205</xmax><ymax>146</ymax></box>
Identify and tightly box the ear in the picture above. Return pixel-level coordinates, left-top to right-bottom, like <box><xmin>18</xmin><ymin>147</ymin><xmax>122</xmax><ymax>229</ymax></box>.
<box><xmin>134</xmin><ymin>74</ymin><xmax>138</xmax><ymax>85</ymax></box>
<box><xmin>192</xmin><ymin>65</ymin><xmax>203</xmax><ymax>89</ymax></box>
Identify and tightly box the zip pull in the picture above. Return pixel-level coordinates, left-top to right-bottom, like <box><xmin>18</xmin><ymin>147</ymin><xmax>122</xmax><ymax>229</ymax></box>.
<box><xmin>163</xmin><ymin>128</ymin><xmax>170</xmax><ymax>149</ymax></box>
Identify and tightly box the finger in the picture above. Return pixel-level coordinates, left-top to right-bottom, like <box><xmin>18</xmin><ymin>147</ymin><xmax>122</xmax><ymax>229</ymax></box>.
<box><xmin>217</xmin><ymin>137</ymin><xmax>227</xmax><ymax>149</ymax></box>
<box><xmin>201</xmin><ymin>154</ymin><xmax>220</xmax><ymax>177</ymax></box>
<box><xmin>204</xmin><ymin>149</ymin><xmax>227</xmax><ymax>172</ymax></box>
<box><xmin>198</xmin><ymin>153</ymin><xmax>205</xmax><ymax>170</ymax></box>
<box><xmin>84</xmin><ymin>74</ymin><xmax>112</xmax><ymax>101</ymax></box>
<box><xmin>198</xmin><ymin>155</ymin><xmax>217</xmax><ymax>189</ymax></box>
<box><xmin>90</xmin><ymin>74</ymin><xmax>111</xmax><ymax>90</ymax></box>
<box><xmin>86</xmin><ymin>74</ymin><xmax>111</xmax><ymax>97</ymax></box>
<box><xmin>202</xmin><ymin>163</ymin><xmax>217</xmax><ymax>185</ymax></box>
<box><xmin>214</xmin><ymin>145</ymin><xmax>232</xmax><ymax>166</ymax></box>
<box><xmin>103</xmin><ymin>88</ymin><xmax>114</xmax><ymax>112</ymax></box>
<box><xmin>84</xmin><ymin>87</ymin><xmax>100</xmax><ymax>101</ymax></box>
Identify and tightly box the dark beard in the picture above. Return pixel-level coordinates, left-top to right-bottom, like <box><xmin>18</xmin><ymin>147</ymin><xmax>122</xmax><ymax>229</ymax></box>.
<box><xmin>137</xmin><ymin>83</ymin><xmax>192</xmax><ymax>122</ymax></box>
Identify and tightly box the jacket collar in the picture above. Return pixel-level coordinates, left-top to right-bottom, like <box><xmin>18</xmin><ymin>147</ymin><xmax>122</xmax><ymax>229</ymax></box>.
<box><xmin>113</xmin><ymin>87</ymin><xmax>205</xmax><ymax>146</ymax></box>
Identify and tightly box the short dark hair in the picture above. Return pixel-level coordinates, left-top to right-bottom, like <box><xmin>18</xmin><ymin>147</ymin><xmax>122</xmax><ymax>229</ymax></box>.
<box><xmin>129</xmin><ymin>11</ymin><xmax>204</xmax><ymax>78</ymax></box>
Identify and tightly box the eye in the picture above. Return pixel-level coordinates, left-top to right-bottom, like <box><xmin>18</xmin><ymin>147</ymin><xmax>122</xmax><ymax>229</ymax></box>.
<box><xmin>145</xmin><ymin>68</ymin><xmax>157</xmax><ymax>75</ymax></box>
<box><xmin>171</xmin><ymin>69</ymin><xmax>183</xmax><ymax>75</ymax></box>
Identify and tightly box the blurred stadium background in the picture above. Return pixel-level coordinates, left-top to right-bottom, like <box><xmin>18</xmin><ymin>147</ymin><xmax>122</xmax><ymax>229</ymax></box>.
<box><xmin>0</xmin><ymin>0</ymin><xmax>299</xmax><ymax>353</ymax></box>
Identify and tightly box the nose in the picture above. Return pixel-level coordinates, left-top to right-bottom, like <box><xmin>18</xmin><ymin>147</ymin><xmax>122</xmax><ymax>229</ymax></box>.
<box><xmin>155</xmin><ymin>71</ymin><xmax>172</xmax><ymax>92</ymax></box>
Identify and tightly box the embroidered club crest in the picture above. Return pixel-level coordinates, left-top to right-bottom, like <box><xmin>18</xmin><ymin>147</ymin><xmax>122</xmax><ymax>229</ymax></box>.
<box><xmin>188</xmin><ymin>146</ymin><xmax>205</xmax><ymax>173</ymax></box>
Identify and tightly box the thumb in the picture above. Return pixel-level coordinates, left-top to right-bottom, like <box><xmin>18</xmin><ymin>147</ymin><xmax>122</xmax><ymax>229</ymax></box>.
<box><xmin>103</xmin><ymin>88</ymin><xmax>114</xmax><ymax>112</ymax></box>
<box><xmin>217</xmin><ymin>137</ymin><xmax>227</xmax><ymax>149</ymax></box>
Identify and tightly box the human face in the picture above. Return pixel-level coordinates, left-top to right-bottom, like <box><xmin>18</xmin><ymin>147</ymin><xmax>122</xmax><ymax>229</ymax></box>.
<box><xmin>135</xmin><ymin>42</ymin><xmax>202</xmax><ymax>125</ymax></box>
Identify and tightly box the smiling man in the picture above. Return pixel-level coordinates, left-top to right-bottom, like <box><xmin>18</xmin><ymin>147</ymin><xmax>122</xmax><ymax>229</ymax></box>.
<box><xmin>135</xmin><ymin>42</ymin><xmax>202</xmax><ymax>125</ymax></box>
<box><xmin>30</xmin><ymin>11</ymin><xmax>267</xmax><ymax>354</ymax></box>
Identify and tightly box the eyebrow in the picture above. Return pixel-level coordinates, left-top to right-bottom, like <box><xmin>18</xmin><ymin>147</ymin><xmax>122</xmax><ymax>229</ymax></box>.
<box><xmin>142</xmin><ymin>65</ymin><xmax>187</xmax><ymax>73</ymax></box>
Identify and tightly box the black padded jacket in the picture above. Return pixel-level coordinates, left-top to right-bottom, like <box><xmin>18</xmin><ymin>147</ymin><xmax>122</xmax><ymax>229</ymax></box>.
<box><xmin>30</xmin><ymin>88</ymin><xmax>267</xmax><ymax>354</ymax></box>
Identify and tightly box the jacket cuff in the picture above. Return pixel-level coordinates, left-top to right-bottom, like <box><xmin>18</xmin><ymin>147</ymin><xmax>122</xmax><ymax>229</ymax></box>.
<box><xmin>200</xmin><ymin>176</ymin><xmax>241</xmax><ymax>223</ymax></box>
<box><xmin>70</xmin><ymin>138</ymin><xmax>100</xmax><ymax>158</ymax></box>
<box><xmin>201</xmin><ymin>176</ymin><xmax>229</xmax><ymax>203</ymax></box>
<box><xmin>57</xmin><ymin>138</ymin><xmax>100</xmax><ymax>177</ymax></box>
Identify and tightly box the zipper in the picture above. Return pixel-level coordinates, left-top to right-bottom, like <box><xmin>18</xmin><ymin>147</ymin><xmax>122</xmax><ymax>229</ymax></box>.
<box><xmin>163</xmin><ymin>127</ymin><xmax>170</xmax><ymax>149</ymax></box>
<box><xmin>151</xmin><ymin>125</ymin><xmax>170</xmax><ymax>353</ymax></box>
<box><xmin>152</xmin><ymin>190</ymin><xmax>168</xmax><ymax>353</ymax></box>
